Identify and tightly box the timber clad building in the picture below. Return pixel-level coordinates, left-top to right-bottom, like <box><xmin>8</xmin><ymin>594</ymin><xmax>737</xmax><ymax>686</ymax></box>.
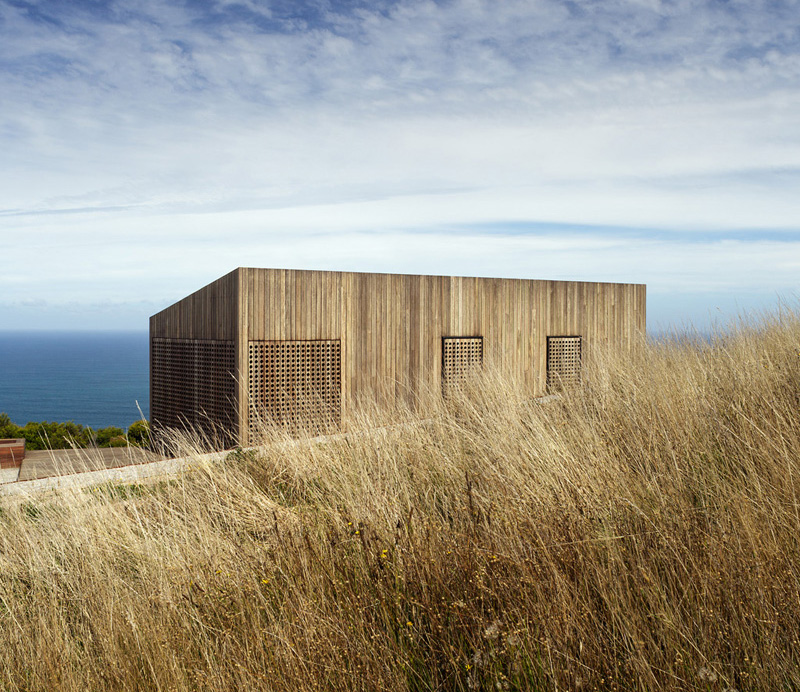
<box><xmin>150</xmin><ymin>268</ymin><xmax>646</xmax><ymax>446</ymax></box>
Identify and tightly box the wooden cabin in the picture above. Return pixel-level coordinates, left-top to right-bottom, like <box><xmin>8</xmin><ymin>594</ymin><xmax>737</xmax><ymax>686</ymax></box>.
<box><xmin>150</xmin><ymin>268</ymin><xmax>646</xmax><ymax>446</ymax></box>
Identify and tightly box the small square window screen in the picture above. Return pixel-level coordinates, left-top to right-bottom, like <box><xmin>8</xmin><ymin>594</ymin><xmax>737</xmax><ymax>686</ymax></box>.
<box><xmin>442</xmin><ymin>337</ymin><xmax>483</xmax><ymax>397</ymax></box>
<box><xmin>547</xmin><ymin>336</ymin><xmax>582</xmax><ymax>390</ymax></box>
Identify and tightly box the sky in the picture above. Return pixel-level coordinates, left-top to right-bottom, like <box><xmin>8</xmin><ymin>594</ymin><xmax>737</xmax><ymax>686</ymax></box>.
<box><xmin>1</xmin><ymin>0</ymin><xmax>798</xmax><ymax>333</ymax></box>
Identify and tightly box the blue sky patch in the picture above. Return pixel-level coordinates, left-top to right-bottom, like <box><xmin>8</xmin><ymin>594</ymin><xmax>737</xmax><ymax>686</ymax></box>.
<box><xmin>1</xmin><ymin>0</ymin><xmax>799</xmax><ymax>329</ymax></box>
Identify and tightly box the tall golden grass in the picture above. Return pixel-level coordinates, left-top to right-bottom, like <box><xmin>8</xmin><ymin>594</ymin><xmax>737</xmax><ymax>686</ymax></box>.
<box><xmin>1</xmin><ymin>307</ymin><xmax>799</xmax><ymax>691</ymax></box>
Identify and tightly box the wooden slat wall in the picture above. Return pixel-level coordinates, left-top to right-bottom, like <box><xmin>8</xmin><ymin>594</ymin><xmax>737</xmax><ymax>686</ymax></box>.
<box><xmin>233</xmin><ymin>268</ymin><xmax>645</xmax><ymax>437</ymax></box>
<box><xmin>149</xmin><ymin>270</ymin><xmax>240</xmax><ymax>441</ymax></box>
<box><xmin>150</xmin><ymin>270</ymin><xmax>238</xmax><ymax>340</ymax></box>
<box><xmin>151</xmin><ymin>268</ymin><xmax>645</xmax><ymax>443</ymax></box>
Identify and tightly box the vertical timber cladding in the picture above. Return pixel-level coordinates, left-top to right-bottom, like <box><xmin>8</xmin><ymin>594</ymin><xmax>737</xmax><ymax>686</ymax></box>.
<box><xmin>152</xmin><ymin>268</ymin><xmax>645</xmax><ymax>445</ymax></box>
<box><xmin>546</xmin><ymin>336</ymin><xmax>582</xmax><ymax>391</ymax></box>
<box><xmin>441</xmin><ymin>336</ymin><xmax>484</xmax><ymax>397</ymax></box>
<box><xmin>149</xmin><ymin>269</ymin><xmax>239</xmax><ymax>445</ymax></box>
<box><xmin>248</xmin><ymin>339</ymin><xmax>342</xmax><ymax>435</ymax></box>
<box><xmin>151</xmin><ymin>338</ymin><xmax>237</xmax><ymax>443</ymax></box>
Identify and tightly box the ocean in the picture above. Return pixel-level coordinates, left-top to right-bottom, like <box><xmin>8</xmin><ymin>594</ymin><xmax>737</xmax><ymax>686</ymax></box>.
<box><xmin>0</xmin><ymin>331</ymin><xmax>149</xmax><ymax>430</ymax></box>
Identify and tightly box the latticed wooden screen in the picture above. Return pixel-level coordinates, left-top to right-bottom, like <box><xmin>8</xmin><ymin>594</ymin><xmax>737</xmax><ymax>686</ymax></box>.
<box><xmin>546</xmin><ymin>336</ymin><xmax>582</xmax><ymax>390</ymax></box>
<box><xmin>151</xmin><ymin>338</ymin><xmax>237</xmax><ymax>444</ymax></box>
<box><xmin>442</xmin><ymin>337</ymin><xmax>483</xmax><ymax>397</ymax></box>
<box><xmin>248</xmin><ymin>340</ymin><xmax>341</xmax><ymax>435</ymax></box>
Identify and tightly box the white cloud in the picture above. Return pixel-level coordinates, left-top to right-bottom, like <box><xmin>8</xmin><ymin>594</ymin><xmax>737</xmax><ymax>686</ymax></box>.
<box><xmin>1</xmin><ymin>0</ymin><xmax>799</xmax><ymax>329</ymax></box>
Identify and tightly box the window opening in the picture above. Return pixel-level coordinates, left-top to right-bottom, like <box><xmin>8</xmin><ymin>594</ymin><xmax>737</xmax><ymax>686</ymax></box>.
<box><xmin>442</xmin><ymin>336</ymin><xmax>484</xmax><ymax>398</ymax></box>
<box><xmin>546</xmin><ymin>336</ymin><xmax>582</xmax><ymax>391</ymax></box>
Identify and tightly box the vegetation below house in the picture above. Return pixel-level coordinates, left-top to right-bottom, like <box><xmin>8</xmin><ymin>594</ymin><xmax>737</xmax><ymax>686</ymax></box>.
<box><xmin>0</xmin><ymin>307</ymin><xmax>799</xmax><ymax>691</ymax></box>
<box><xmin>0</xmin><ymin>416</ymin><xmax>149</xmax><ymax>450</ymax></box>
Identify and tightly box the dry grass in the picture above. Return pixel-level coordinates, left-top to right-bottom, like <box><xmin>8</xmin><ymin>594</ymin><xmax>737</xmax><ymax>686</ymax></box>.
<box><xmin>2</xmin><ymin>307</ymin><xmax>800</xmax><ymax>691</ymax></box>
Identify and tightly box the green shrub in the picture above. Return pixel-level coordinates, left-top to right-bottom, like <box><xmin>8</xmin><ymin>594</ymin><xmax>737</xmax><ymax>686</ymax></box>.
<box><xmin>0</xmin><ymin>415</ymin><xmax>152</xmax><ymax>450</ymax></box>
<box><xmin>0</xmin><ymin>413</ymin><xmax>23</xmax><ymax>440</ymax></box>
<box><xmin>20</xmin><ymin>420</ymin><xmax>92</xmax><ymax>450</ymax></box>
<box><xmin>92</xmin><ymin>426</ymin><xmax>125</xmax><ymax>448</ymax></box>
<box><xmin>127</xmin><ymin>419</ymin><xmax>150</xmax><ymax>447</ymax></box>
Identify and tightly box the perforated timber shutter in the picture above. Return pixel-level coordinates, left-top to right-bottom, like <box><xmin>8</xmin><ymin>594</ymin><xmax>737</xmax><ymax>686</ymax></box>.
<box><xmin>546</xmin><ymin>336</ymin><xmax>582</xmax><ymax>391</ymax></box>
<box><xmin>248</xmin><ymin>340</ymin><xmax>341</xmax><ymax>436</ymax></box>
<box><xmin>151</xmin><ymin>338</ymin><xmax>237</xmax><ymax>446</ymax></box>
<box><xmin>442</xmin><ymin>337</ymin><xmax>483</xmax><ymax>398</ymax></box>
